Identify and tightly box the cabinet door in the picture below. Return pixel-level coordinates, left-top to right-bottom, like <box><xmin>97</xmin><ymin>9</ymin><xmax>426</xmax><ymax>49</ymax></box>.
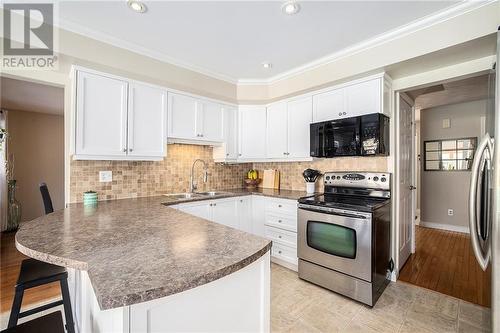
<box><xmin>237</xmin><ymin>197</ymin><xmax>252</xmax><ymax>233</ymax></box>
<box><xmin>251</xmin><ymin>196</ymin><xmax>266</xmax><ymax>237</ymax></box>
<box><xmin>287</xmin><ymin>97</ymin><xmax>312</xmax><ymax>158</ymax></box>
<box><xmin>238</xmin><ymin>106</ymin><xmax>267</xmax><ymax>159</ymax></box>
<box><xmin>128</xmin><ymin>83</ymin><xmax>167</xmax><ymax>157</ymax></box>
<box><xmin>167</xmin><ymin>93</ymin><xmax>198</xmax><ymax>139</ymax></box>
<box><xmin>225</xmin><ymin>107</ymin><xmax>238</xmax><ymax>159</ymax></box>
<box><xmin>199</xmin><ymin>101</ymin><xmax>224</xmax><ymax>142</ymax></box>
<box><xmin>211</xmin><ymin>199</ymin><xmax>238</xmax><ymax>229</ymax></box>
<box><xmin>345</xmin><ymin>78</ymin><xmax>381</xmax><ymax>117</ymax></box>
<box><xmin>266</xmin><ymin>102</ymin><xmax>288</xmax><ymax>158</ymax></box>
<box><xmin>178</xmin><ymin>202</ymin><xmax>212</xmax><ymax>221</ymax></box>
<box><xmin>75</xmin><ymin>71</ymin><xmax>128</xmax><ymax>156</ymax></box>
<box><xmin>312</xmin><ymin>87</ymin><xmax>345</xmax><ymax>122</ymax></box>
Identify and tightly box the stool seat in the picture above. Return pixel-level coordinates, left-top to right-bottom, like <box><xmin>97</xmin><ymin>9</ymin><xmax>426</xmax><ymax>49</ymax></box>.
<box><xmin>1</xmin><ymin>311</ymin><xmax>65</xmax><ymax>333</ymax></box>
<box><xmin>16</xmin><ymin>259</ymin><xmax>67</xmax><ymax>286</ymax></box>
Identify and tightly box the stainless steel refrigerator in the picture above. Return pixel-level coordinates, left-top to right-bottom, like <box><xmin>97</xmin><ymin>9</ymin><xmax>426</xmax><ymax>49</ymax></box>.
<box><xmin>469</xmin><ymin>27</ymin><xmax>499</xmax><ymax>333</ymax></box>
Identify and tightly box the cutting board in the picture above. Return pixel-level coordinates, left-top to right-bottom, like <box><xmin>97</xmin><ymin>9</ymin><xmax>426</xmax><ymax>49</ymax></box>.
<box><xmin>260</xmin><ymin>169</ymin><xmax>280</xmax><ymax>189</ymax></box>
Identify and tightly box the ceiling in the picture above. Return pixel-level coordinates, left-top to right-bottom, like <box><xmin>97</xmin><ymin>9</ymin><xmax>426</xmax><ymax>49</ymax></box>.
<box><xmin>57</xmin><ymin>0</ymin><xmax>462</xmax><ymax>82</ymax></box>
<box><xmin>410</xmin><ymin>73</ymin><xmax>493</xmax><ymax>121</ymax></box>
<box><xmin>0</xmin><ymin>77</ymin><xmax>64</xmax><ymax>115</ymax></box>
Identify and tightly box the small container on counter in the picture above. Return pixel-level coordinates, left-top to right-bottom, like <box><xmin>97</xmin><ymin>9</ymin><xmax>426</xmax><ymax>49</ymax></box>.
<box><xmin>83</xmin><ymin>191</ymin><xmax>98</xmax><ymax>206</ymax></box>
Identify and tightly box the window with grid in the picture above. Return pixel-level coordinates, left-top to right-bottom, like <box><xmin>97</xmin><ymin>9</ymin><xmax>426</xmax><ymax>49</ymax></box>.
<box><xmin>424</xmin><ymin>138</ymin><xmax>477</xmax><ymax>171</ymax></box>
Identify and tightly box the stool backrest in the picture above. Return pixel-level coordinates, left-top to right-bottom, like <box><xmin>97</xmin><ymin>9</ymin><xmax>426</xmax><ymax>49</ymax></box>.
<box><xmin>39</xmin><ymin>183</ymin><xmax>54</xmax><ymax>214</ymax></box>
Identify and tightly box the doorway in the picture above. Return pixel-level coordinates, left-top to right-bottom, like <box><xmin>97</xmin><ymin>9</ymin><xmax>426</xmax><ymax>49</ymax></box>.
<box><xmin>0</xmin><ymin>76</ymin><xmax>64</xmax><ymax>316</ymax></box>
<box><xmin>397</xmin><ymin>74</ymin><xmax>493</xmax><ymax>307</ymax></box>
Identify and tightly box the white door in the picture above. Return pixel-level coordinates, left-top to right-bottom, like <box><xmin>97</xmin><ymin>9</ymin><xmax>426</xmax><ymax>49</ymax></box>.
<box><xmin>288</xmin><ymin>97</ymin><xmax>313</xmax><ymax>158</ymax></box>
<box><xmin>212</xmin><ymin>199</ymin><xmax>238</xmax><ymax>228</ymax></box>
<box><xmin>75</xmin><ymin>71</ymin><xmax>128</xmax><ymax>156</ymax></box>
<box><xmin>398</xmin><ymin>93</ymin><xmax>415</xmax><ymax>271</ymax></box>
<box><xmin>266</xmin><ymin>102</ymin><xmax>288</xmax><ymax>158</ymax></box>
<box><xmin>199</xmin><ymin>101</ymin><xmax>224</xmax><ymax>142</ymax></box>
<box><xmin>312</xmin><ymin>87</ymin><xmax>345</xmax><ymax>122</ymax></box>
<box><xmin>237</xmin><ymin>197</ymin><xmax>252</xmax><ymax>233</ymax></box>
<box><xmin>345</xmin><ymin>78</ymin><xmax>381</xmax><ymax>117</ymax></box>
<box><xmin>238</xmin><ymin>106</ymin><xmax>267</xmax><ymax>159</ymax></box>
<box><xmin>179</xmin><ymin>202</ymin><xmax>212</xmax><ymax>221</ymax></box>
<box><xmin>167</xmin><ymin>93</ymin><xmax>198</xmax><ymax>140</ymax></box>
<box><xmin>127</xmin><ymin>83</ymin><xmax>167</xmax><ymax>157</ymax></box>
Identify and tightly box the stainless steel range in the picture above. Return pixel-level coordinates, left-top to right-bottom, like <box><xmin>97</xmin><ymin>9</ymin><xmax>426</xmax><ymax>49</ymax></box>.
<box><xmin>297</xmin><ymin>172</ymin><xmax>392</xmax><ymax>306</ymax></box>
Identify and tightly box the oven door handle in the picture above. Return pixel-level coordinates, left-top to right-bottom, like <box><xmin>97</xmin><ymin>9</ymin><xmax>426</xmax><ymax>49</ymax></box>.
<box><xmin>298</xmin><ymin>205</ymin><xmax>369</xmax><ymax>219</ymax></box>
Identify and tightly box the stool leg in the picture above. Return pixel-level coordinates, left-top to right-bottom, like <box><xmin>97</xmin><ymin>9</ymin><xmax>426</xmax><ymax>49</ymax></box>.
<box><xmin>7</xmin><ymin>287</ymin><xmax>24</xmax><ymax>328</ymax></box>
<box><xmin>60</xmin><ymin>278</ymin><xmax>75</xmax><ymax>333</ymax></box>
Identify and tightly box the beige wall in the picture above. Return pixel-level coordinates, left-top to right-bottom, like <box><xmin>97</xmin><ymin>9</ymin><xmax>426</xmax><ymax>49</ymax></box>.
<box><xmin>420</xmin><ymin>99</ymin><xmax>487</xmax><ymax>230</ymax></box>
<box><xmin>7</xmin><ymin>110</ymin><xmax>64</xmax><ymax>222</ymax></box>
<box><xmin>70</xmin><ymin>144</ymin><xmax>251</xmax><ymax>203</ymax></box>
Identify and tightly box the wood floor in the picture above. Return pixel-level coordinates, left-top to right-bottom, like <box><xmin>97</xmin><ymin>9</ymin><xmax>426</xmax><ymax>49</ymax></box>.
<box><xmin>399</xmin><ymin>225</ymin><xmax>491</xmax><ymax>307</ymax></box>
<box><xmin>0</xmin><ymin>232</ymin><xmax>61</xmax><ymax>314</ymax></box>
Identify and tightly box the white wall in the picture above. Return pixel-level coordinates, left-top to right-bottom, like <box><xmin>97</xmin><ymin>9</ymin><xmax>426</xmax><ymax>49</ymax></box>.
<box><xmin>420</xmin><ymin>99</ymin><xmax>487</xmax><ymax>231</ymax></box>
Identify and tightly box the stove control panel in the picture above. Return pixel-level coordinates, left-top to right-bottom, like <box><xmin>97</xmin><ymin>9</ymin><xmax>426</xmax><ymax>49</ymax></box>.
<box><xmin>324</xmin><ymin>172</ymin><xmax>390</xmax><ymax>190</ymax></box>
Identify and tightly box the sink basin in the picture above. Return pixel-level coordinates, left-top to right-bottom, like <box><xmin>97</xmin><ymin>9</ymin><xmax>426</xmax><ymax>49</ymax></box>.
<box><xmin>197</xmin><ymin>191</ymin><xmax>228</xmax><ymax>197</ymax></box>
<box><xmin>163</xmin><ymin>193</ymin><xmax>202</xmax><ymax>200</ymax></box>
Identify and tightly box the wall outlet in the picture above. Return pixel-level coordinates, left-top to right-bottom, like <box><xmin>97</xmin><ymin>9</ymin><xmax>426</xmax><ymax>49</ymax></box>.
<box><xmin>99</xmin><ymin>171</ymin><xmax>112</xmax><ymax>183</ymax></box>
<box><xmin>442</xmin><ymin>118</ymin><xmax>451</xmax><ymax>129</ymax></box>
<box><xmin>447</xmin><ymin>209</ymin><xmax>454</xmax><ymax>216</ymax></box>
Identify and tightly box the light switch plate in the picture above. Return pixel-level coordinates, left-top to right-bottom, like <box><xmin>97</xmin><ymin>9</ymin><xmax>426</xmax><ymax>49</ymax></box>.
<box><xmin>99</xmin><ymin>171</ymin><xmax>112</xmax><ymax>183</ymax></box>
<box><xmin>442</xmin><ymin>118</ymin><xmax>451</xmax><ymax>129</ymax></box>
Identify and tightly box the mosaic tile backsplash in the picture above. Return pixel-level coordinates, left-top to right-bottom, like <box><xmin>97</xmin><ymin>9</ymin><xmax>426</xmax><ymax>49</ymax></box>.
<box><xmin>70</xmin><ymin>143</ymin><xmax>389</xmax><ymax>202</ymax></box>
<box><xmin>70</xmin><ymin>144</ymin><xmax>251</xmax><ymax>203</ymax></box>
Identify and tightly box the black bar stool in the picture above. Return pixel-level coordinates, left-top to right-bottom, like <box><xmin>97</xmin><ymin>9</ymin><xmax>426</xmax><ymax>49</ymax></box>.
<box><xmin>6</xmin><ymin>183</ymin><xmax>75</xmax><ymax>333</ymax></box>
<box><xmin>2</xmin><ymin>311</ymin><xmax>65</xmax><ymax>333</ymax></box>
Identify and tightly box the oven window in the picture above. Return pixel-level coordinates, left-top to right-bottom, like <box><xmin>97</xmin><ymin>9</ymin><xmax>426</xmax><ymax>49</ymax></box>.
<box><xmin>306</xmin><ymin>221</ymin><xmax>357</xmax><ymax>259</ymax></box>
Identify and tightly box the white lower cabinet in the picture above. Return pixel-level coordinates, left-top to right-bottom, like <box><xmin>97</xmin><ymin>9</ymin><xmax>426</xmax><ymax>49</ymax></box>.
<box><xmin>174</xmin><ymin>195</ymin><xmax>298</xmax><ymax>270</ymax></box>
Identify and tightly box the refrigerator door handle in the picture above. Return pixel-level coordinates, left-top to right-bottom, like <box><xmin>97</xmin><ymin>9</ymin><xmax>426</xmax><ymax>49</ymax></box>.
<box><xmin>469</xmin><ymin>133</ymin><xmax>493</xmax><ymax>271</ymax></box>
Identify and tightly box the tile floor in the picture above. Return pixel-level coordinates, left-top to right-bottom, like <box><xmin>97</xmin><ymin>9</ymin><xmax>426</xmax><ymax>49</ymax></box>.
<box><xmin>0</xmin><ymin>263</ymin><xmax>492</xmax><ymax>332</ymax></box>
<box><xmin>271</xmin><ymin>264</ymin><xmax>491</xmax><ymax>333</ymax></box>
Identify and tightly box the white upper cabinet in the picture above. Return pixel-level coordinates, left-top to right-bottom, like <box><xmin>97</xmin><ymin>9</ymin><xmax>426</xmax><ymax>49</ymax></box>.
<box><xmin>287</xmin><ymin>96</ymin><xmax>312</xmax><ymax>158</ymax></box>
<box><xmin>213</xmin><ymin>106</ymin><xmax>238</xmax><ymax>162</ymax></box>
<box><xmin>75</xmin><ymin>71</ymin><xmax>128</xmax><ymax>157</ymax></box>
<box><xmin>266</xmin><ymin>102</ymin><xmax>288</xmax><ymax>158</ymax></box>
<box><xmin>128</xmin><ymin>83</ymin><xmax>167</xmax><ymax>158</ymax></box>
<box><xmin>167</xmin><ymin>92</ymin><xmax>198</xmax><ymax>140</ymax></box>
<box><xmin>74</xmin><ymin>68</ymin><xmax>167</xmax><ymax>160</ymax></box>
<box><xmin>345</xmin><ymin>78</ymin><xmax>381</xmax><ymax>117</ymax></box>
<box><xmin>198</xmin><ymin>101</ymin><xmax>224</xmax><ymax>142</ymax></box>
<box><xmin>313</xmin><ymin>87</ymin><xmax>345</xmax><ymax>122</ymax></box>
<box><xmin>312</xmin><ymin>76</ymin><xmax>387</xmax><ymax>122</ymax></box>
<box><xmin>238</xmin><ymin>106</ymin><xmax>267</xmax><ymax>160</ymax></box>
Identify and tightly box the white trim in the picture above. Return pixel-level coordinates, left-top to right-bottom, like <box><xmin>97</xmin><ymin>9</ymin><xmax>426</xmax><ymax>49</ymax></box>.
<box><xmin>53</xmin><ymin>1</ymin><xmax>493</xmax><ymax>86</ymax></box>
<box><xmin>419</xmin><ymin>221</ymin><xmax>470</xmax><ymax>234</ymax></box>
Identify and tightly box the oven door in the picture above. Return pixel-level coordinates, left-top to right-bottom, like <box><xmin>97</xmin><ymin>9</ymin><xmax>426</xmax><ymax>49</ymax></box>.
<box><xmin>298</xmin><ymin>206</ymin><xmax>372</xmax><ymax>282</ymax></box>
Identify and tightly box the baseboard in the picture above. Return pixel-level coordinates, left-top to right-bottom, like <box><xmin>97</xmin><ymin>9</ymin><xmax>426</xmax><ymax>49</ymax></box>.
<box><xmin>419</xmin><ymin>221</ymin><xmax>469</xmax><ymax>234</ymax></box>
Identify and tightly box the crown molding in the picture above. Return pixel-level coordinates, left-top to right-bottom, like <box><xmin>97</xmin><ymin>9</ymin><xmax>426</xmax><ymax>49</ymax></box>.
<box><xmin>237</xmin><ymin>0</ymin><xmax>496</xmax><ymax>86</ymax></box>
<box><xmin>56</xmin><ymin>18</ymin><xmax>239</xmax><ymax>84</ymax></box>
<box><xmin>53</xmin><ymin>0</ymin><xmax>494</xmax><ymax>87</ymax></box>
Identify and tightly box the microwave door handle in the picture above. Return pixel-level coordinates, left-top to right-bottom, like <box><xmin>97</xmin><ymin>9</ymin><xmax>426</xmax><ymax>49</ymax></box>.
<box><xmin>469</xmin><ymin>133</ymin><xmax>493</xmax><ymax>271</ymax></box>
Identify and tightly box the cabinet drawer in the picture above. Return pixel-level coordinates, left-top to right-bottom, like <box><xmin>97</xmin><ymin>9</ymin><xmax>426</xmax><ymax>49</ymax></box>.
<box><xmin>264</xmin><ymin>225</ymin><xmax>297</xmax><ymax>247</ymax></box>
<box><xmin>271</xmin><ymin>243</ymin><xmax>297</xmax><ymax>265</ymax></box>
<box><xmin>264</xmin><ymin>199</ymin><xmax>297</xmax><ymax>216</ymax></box>
<box><xmin>264</xmin><ymin>213</ymin><xmax>296</xmax><ymax>232</ymax></box>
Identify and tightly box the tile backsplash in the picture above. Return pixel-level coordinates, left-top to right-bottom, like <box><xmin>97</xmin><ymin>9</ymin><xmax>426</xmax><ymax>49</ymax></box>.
<box><xmin>70</xmin><ymin>144</ymin><xmax>251</xmax><ymax>203</ymax></box>
<box><xmin>253</xmin><ymin>156</ymin><xmax>389</xmax><ymax>192</ymax></box>
<box><xmin>70</xmin><ymin>144</ymin><xmax>389</xmax><ymax>202</ymax></box>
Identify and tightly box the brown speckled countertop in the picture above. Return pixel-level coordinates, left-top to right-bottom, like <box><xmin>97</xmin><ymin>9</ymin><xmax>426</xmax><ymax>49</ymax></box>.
<box><xmin>15</xmin><ymin>195</ymin><xmax>272</xmax><ymax>310</ymax></box>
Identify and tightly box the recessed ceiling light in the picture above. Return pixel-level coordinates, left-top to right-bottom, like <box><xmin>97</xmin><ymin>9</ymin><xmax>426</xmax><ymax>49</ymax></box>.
<box><xmin>281</xmin><ymin>1</ymin><xmax>300</xmax><ymax>15</ymax></box>
<box><xmin>262</xmin><ymin>62</ymin><xmax>273</xmax><ymax>69</ymax></box>
<box><xmin>128</xmin><ymin>0</ymin><xmax>147</xmax><ymax>13</ymax></box>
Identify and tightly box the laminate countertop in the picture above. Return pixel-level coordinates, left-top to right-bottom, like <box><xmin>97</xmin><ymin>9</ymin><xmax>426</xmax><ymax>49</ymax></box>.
<box><xmin>15</xmin><ymin>195</ymin><xmax>273</xmax><ymax>310</ymax></box>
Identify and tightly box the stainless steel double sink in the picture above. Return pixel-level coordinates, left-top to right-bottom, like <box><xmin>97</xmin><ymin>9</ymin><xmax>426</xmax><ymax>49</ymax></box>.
<box><xmin>163</xmin><ymin>191</ymin><xmax>229</xmax><ymax>200</ymax></box>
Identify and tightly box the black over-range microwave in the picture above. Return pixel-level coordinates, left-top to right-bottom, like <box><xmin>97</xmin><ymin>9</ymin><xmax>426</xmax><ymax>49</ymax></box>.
<box><xmin>310</xmin><ymin>113</ymin><xmax>390</xmax><ymax>157</ymax></box>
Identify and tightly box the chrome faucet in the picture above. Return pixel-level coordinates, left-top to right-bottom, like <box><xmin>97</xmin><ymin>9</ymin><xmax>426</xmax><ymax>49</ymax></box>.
<box><xmin>190</xmin><ymin>159</ymin><xmax>208</xmax><ymax>193</ymax></box>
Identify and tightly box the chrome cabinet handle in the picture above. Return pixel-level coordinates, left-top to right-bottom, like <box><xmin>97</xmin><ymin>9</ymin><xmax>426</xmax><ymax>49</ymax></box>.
<box><xmin>123</xmin><ymin>148</ymin><xmax>127</xmax><ymax>152</ymax></box>
<box><xmin>409</xmin><ymin>185</ymin><xmax>416</xmax><ymax>190</ymax></box>
<box><xmin>129</xmin><ymin>148</ymin><xmax>133</xmax><ymax>152</ymax></box>
<box><xmin>278</xmin><ymin>235</ymin><xmax>282</xmax><ymax>239</ymax></box>
<box><xmin>278</xmin><ymin>220</ymin><xmax>282</xmax><ymax>223</ymax></box>
<box><xmin>278</xmin><ymin>204</ymin><xmax>282</xmax><ymax>208</ymax></box>
<box><xmin>468</xmin><ymin>133</ymin><xmax>493</xmax><ymax>271</ymax></box>
<box><xmin>278</xmin><ymin>250</ymin><xmax>282</xmax><ymax>254</ymax></box>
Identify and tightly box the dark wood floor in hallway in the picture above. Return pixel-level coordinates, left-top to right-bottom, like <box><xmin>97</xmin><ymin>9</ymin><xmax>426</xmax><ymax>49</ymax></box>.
<box><xmin>399</xmin><ymin>225</ymin><xmax>491</xmax><ymax>307</ymax></box>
